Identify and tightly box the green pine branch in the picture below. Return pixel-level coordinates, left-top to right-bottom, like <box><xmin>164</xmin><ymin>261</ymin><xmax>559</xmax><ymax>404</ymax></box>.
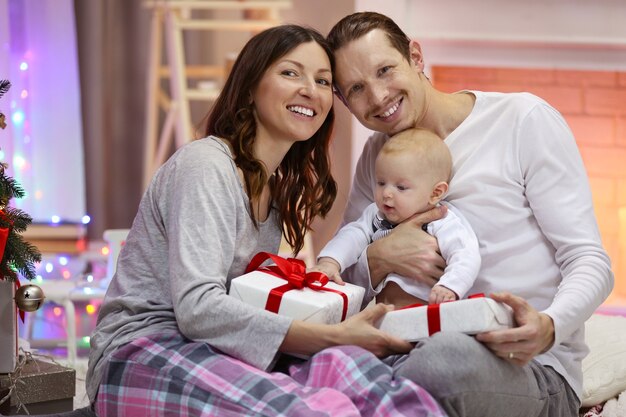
<box><xmin>0</xmin><ymin>79</ymin><xmax>10</xmax><ymax>99</ymax></box>
<box><xmin>0</xmin><ymin>169</ymin><xmax>26</xmax><ymax>201</ymax></box>
<box><xmin>3</xmin><ymin>232</ymin><xmax>41</xmax><ymax>281</ymax></box>
<box><xmin>0</xmin><ymin>78</ymin><xmax>42</xmax><ymax>281</ymax></box>
<box><xmin>0</xmin><ymin>207</ymin><xmax>41</xmax><ymax>282</ymax></box>
<box><xmin>3</xmin><ymin>207</ymin><xmax>33</xmax><ymax>233</ymax></box>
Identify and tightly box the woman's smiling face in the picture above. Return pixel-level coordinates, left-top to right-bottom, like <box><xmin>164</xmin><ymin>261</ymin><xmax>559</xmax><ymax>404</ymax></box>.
<box><xmin>252</xmin><ymin>41</ymin><xmax>333</xmax><ymax>146</ymax></box>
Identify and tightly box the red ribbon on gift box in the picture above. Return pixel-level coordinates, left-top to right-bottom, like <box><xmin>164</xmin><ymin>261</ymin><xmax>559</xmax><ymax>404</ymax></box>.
<box><xmin>401</xmin><ymin>293</ymin><xmax>486</xmax><ymax>336</ymax></box>
<box><xmin>245</xmin><ymin>252</ymin><xmax>349</xmax><ymax>321</ymax></box>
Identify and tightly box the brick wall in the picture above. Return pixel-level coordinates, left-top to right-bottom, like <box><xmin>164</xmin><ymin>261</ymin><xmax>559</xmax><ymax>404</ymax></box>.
<box><xmin>432</xmin><ymin>66</ymin><xmax>626</xmax><ymax>301</ymax></box>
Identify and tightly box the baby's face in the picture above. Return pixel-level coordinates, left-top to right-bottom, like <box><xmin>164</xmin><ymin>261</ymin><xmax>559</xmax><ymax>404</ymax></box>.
<box><xmin>374</xmin><ymin>152</ymin><xmax>435</xmax><ymax>224</ymax></box>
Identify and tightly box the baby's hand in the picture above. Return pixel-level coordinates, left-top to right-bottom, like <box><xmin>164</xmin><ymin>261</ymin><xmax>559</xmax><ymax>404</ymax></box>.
<box><xmin>428</xmin><ymin>285</ymin><xmax>458</xmax><ymax>304</ymax></box>
<box><xmin>308</xmin><ymin>257</ymin><xmax>344</xmax><ymax>285</ymax></box>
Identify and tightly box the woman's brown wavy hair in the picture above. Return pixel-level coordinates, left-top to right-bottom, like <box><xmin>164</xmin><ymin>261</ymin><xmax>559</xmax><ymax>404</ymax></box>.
<box><xmin>204</xmin><ymin>25</ymin><xmax>337</xmax><ymax>254</ymax></box>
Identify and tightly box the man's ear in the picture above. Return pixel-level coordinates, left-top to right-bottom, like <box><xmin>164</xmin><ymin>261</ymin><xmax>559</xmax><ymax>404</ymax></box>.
<box><xmin>333</xmin><ymin>86</ymin><xmax>349</xmax><ymax>108</ymax></box>
<box><xmin>429</xmin><ymin>181</ymin><xmax>448</xmax><ymax>205</ymax></box>
<box><xmin>409</xmin><ymin>40</ymin><xmax>425</xmax><ymax>72</ymax></box>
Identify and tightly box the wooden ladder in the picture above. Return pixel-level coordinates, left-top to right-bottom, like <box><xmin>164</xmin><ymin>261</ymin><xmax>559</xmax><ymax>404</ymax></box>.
<box><xmin>141</xmin><ymin>1</ymin><xmax>316</xmax><ymax>265</ymax></box>
<box><xmin>142</xmin><ymin>0</ymin><xmax>292</xmax><ymax>187</ymax></box>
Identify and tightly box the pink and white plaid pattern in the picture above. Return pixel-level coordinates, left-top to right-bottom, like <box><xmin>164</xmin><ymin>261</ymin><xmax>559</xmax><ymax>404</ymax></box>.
<box><xmin>95</xmin><ymin>330</ymin><xmax>445</xmax><ymax>416</ymax></box>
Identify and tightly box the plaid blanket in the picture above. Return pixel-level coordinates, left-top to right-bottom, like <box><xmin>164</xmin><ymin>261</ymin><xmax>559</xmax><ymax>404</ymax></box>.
<box><xmin>95</xmin><ymin>331</ymin><xmax>445</xmax><ymax>416</ymax></box>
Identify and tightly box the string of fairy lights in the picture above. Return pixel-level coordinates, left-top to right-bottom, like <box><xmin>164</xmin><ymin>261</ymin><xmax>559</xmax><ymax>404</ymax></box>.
<box><xmin>8</xmin><ymin>47</ymin><xmax>99</xmax><ymax>342</ymax></box>
<box><xmin>1</xmin><ymin>0</ymin><xmax>105</xmax><ymax>364</ymax></box>
<box><xmin>6</xmin><ymin>56</ymin><xmax>91</xmax><ymax>225</ymax></box>
<box><xmin>28</xmin><ymin>246</ymin><xmax>112</xmax><ymax>349</ymax></box>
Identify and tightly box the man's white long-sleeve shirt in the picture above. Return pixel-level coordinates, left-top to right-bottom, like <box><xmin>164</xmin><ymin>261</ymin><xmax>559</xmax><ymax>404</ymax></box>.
<box><xmin>342</xmin><ymin>91</ymin><xmax>613</xmax><ymax>399</ymax></box>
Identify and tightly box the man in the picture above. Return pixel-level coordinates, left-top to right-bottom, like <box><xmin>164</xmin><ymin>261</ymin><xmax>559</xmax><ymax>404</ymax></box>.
<box><xmin>327</xmin><ymin>11</ymin><xmax>613</xmax><ymax>417</ymax></box>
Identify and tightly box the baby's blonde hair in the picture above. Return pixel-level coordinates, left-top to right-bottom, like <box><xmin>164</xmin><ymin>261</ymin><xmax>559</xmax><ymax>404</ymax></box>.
<box><xmin>379</xmin><ymin>128</ymin><xmax>452</xmax><ymax>183</ymax></box>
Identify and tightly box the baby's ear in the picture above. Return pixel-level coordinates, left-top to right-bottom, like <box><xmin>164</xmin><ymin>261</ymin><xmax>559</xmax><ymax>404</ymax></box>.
<box><xmin>429</xmin><ymin>181</ymin><xmax>449</xmax><ymax>204</ymax></box>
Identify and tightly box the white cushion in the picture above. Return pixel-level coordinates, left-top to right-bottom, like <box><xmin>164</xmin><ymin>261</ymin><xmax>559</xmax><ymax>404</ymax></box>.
<box><xmin>582</xmin><ymin>314</ymin><xmax>626</xmax><ymax>407</ymax></box>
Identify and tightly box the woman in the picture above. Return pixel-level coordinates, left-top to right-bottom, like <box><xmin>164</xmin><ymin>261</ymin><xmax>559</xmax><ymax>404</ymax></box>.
<box><xmin>86</xmin><ymin>25</ymin><xmax>443</xmax><ymax>416</ymax></box>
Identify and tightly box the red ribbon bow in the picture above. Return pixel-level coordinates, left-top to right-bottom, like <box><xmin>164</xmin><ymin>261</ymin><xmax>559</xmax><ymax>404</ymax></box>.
<box><xmin>245</xmin><ymin>252</ymin><xmax>349</xmax><ymax>321</ymax></box>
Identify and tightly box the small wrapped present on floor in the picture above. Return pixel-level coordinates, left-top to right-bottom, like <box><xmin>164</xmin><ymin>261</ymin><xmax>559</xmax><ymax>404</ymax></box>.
<box><xmin>0</xmin><ymin>357</ymin><xmax>75</xmax><ymax>414</ymax></box>
<box><xmin>230</xmin><ymin>252</ymin><xmax>364</xmax><ymax>324</ymax></box>
<box><xmin>377</xmin><ymin>295</ymin><xmax>515</xmax><ymax>341</ymax></box>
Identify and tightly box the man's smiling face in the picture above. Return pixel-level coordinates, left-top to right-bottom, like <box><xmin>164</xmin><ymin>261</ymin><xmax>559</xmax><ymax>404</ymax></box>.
<box><xmin>334</xmin><ymin>29</ymin><xmax>425</xmax><ymax>136</ymax></box>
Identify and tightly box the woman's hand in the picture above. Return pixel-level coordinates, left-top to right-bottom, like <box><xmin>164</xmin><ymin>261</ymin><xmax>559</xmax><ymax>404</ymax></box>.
<box><xmin>367</xmin><ymin>205</ymin><xmax>447</xmax><ymax>288</ymax></box>
<box><xmin>336</xmin><ymin>303</ymin><xmax>413</xmax><ymax>357</ymax></box>
<box><xmin>281</xmin><ymin>303</ymin><xmax>412</xmax><ymax>358</ymax></box>
<box><xmin>475</xmin><ymin>292</ymin><xmax>555</xmax><ymax>366</ymax></box>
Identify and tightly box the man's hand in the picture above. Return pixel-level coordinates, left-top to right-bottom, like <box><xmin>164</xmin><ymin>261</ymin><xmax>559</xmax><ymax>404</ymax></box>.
<box><xmin>475</xmin><ymin>292</ymin><xmax>555</xmax><ymax>366</ymax></box>
<box><xmin>366</xmin><ymin>205</ymin><xmax>447</xmax><ymax>288</ymax></box>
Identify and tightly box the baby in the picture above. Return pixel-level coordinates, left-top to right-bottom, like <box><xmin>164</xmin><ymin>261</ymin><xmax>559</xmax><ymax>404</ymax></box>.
<box><xmin>313</xmin><ymin>128</ymin><xmax>480</xmax><ymax>307</ymax></box>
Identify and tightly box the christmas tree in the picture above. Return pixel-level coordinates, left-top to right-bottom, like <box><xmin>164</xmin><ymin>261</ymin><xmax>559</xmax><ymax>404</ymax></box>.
<box><xmin>0</xmin><ymin>79</ymin><xmax>41</xmax><ymax>282</ymax></box>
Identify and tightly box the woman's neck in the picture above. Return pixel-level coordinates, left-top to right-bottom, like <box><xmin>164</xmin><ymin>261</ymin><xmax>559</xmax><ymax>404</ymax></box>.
<box><xmin>253</xmin><ymin>136</ymin><xmax>291</xmax><ymax>176</ymax></box>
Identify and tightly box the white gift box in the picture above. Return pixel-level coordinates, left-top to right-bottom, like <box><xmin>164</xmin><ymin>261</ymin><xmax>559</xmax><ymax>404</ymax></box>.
<box><xmin>377</xmin><ymin>296</ymin><xmax>515</xmax><ymax>342</ymax></box>
<box><xmin>230</xmin><ymin>270</ymin><xmax>365</xmax><ymax>324</ymax></box>
<box><xmin>0</xmin><ymin>279</ymin><xmax>17</xmax><ymax>373</ymax></box>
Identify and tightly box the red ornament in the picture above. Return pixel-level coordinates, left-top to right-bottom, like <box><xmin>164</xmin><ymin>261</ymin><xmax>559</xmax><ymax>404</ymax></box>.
<box><xmin>0</xmin><ymin>226</ymin><xmax>8</xmax><ymax>257</ymax></box>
